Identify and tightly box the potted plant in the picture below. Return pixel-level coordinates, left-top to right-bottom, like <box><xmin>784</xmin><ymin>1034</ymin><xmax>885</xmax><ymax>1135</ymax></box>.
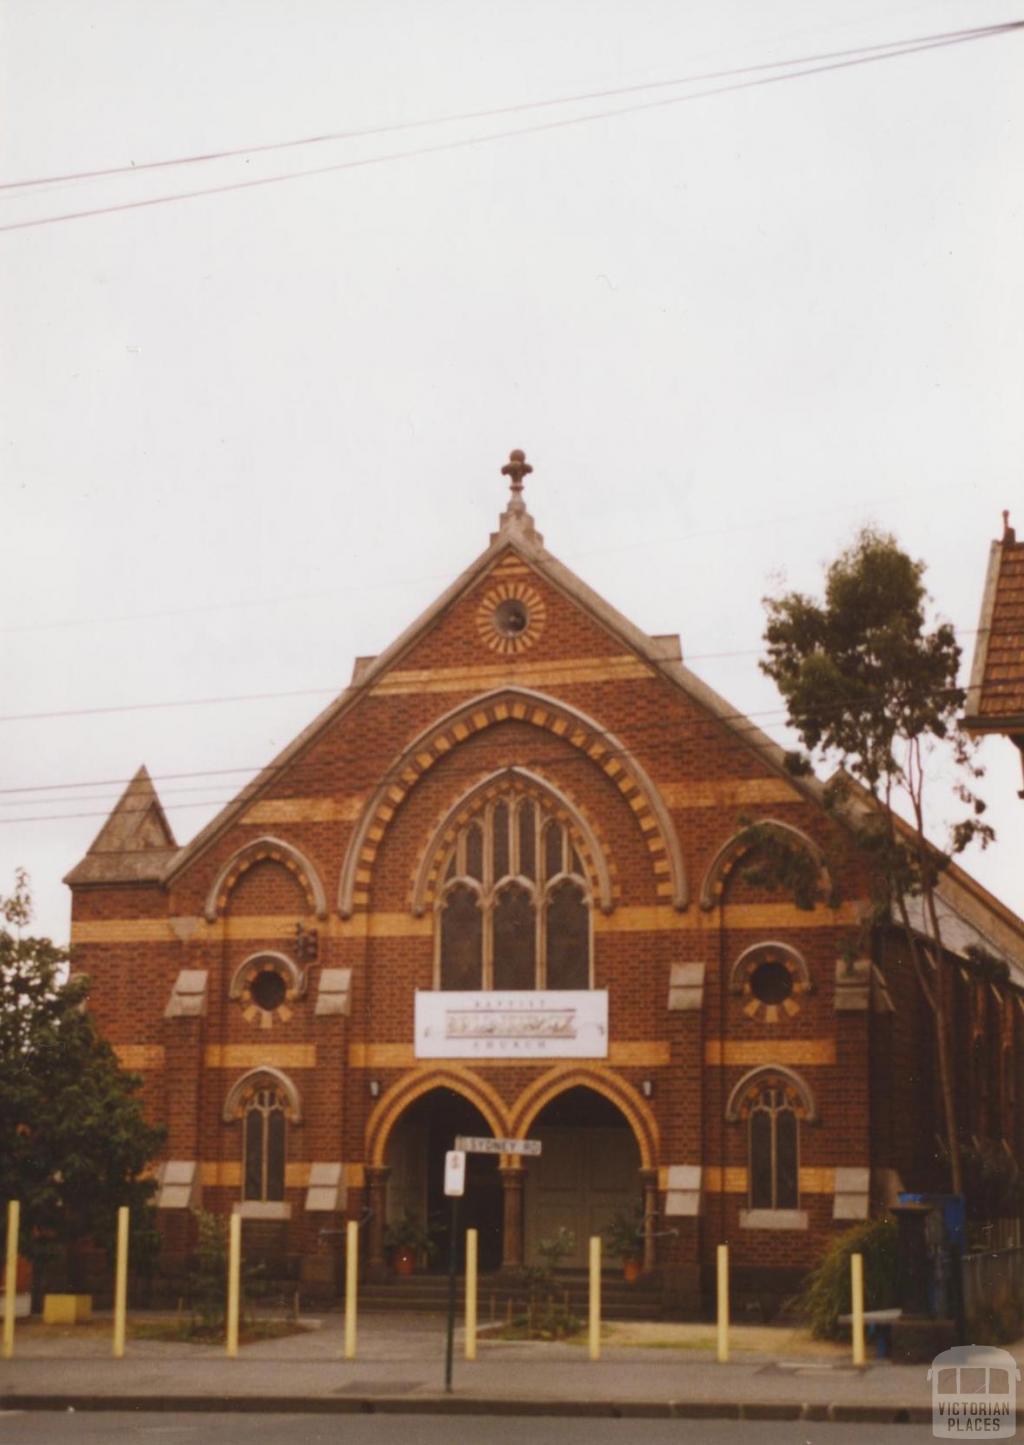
<box><xmin>383</xmin><ymin>1210</ymin><xmax>437</xmax><ymax>1276</ymax></box>
<box><xmin>604</xmin><ymin>1206</ymin><xmax>644</xmax><ymax>1282</ymax></box>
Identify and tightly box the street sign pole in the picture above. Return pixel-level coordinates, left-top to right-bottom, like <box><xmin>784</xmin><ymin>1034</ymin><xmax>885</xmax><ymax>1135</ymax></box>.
<box><xmin>443</xmin><ymin>1148</ymin><xmax>465</xmax><ymax>1395</ymax></box>
<box><xmin>444</xmin><ymin>1191</ymin><xmax>459</xmax><ymax>1394</ymax></box>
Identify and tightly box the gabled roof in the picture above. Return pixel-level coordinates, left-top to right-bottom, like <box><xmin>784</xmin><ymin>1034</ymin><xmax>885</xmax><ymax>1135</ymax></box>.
<box><xmin>831</xmin><ymin>770</ymin><xmax>1024</xmax><ymax>980</ymax></box>
<box><xmin>64</xmin><ymin>765</ymin><xmax>178</xmax><ymax>886</ymax></box>
<box><xmin>159</xmin><ymin>484</ymin><xmax>822</xmax><ymax>884</ymax></box>
<box><xmin>965</xmin><ymin>513</ymin><xmax>1024</xmax><ymax>734</ymax></box>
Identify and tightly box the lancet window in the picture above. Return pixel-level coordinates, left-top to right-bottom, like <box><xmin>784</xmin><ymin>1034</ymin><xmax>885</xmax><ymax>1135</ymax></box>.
<box><xmin>243</xmin><ymin>1087</ymin><xmax>286</xmax><ymax>1202</ymax></box>
<box><xmin>742</xmin><ymin>1078</ymin><xmax>801</xmax><ymax>1211</ymax></box>
<box><xmin>437</xmin><ymin>792</ymin><xmax>591</xmax><ymax>991</ymax></box>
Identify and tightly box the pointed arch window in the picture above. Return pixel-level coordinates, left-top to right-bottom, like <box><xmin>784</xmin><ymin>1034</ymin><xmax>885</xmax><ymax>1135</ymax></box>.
<box><xmin>437</xmin><ymin>791</ymin><xmax>591</xmax><ymax>990</ymax></box>
<box><xmin>739</xmin><ymin>1078</ymin><xmax>802</xmax><ymax>1211</ymax></box>
<box><xmin>243</xmin><ymin>1087</ymin><xmax>286</xmax><ymax>1202</ymax></box>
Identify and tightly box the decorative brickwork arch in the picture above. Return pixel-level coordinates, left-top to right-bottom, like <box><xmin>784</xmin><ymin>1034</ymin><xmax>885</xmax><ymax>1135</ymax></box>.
<box><xmin>724</xmin><ymin>1064</ymin><xmax>818</xmax><ymax>1123</ymax></box>
<box><xmin>222</xmin><ymin>1066</ymin><xmax>303</xmax><ymax>1124</ymax></box>
<box><xmin>411</xmin><ymin>766</ymin><xmax>615</xmax><ymax>917</ymax></box>
<box><xmin>509</xmin><ymin>1066</ymin><xmax>658</xmax><ymax>1168</ymax></box>
<box><xmin>338</xmin><ymin>687</ymin><xmax>686</xmax><ymax>917</ymax></box>
<box><xmin>204</xmin><ymin>836</ymin><xmax>327</xmax><ymax>923</ymax></box>
<box><xmin>699</xmin><ymin>819</ymin><xmax>833</xmax><ymax>912</ymax></box>
<box><xmin>228</xmin><ymin>950</ymin><xmax>306</xmax><ymax>1000</ymax></box>
<box><xmin>366</xmin><ymin>1066</ymin><xmax>512</xmax><ymax>1167</ymax></box>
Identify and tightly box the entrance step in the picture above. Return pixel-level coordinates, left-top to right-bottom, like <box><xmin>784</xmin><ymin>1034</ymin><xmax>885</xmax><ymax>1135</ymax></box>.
<box><xmin>359</xmin><ymin>1271</ymin><xmax>663</xmax><ymax>1321</ymax></box>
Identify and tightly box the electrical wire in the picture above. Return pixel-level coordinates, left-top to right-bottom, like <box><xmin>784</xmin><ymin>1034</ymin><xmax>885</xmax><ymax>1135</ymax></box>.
<box><xmin>1</xmin><ymin>20</ymin><xmax>1009</xmax><ymax>194</ymax></box>
<box><xmin>2</xmin><ymin>21</ymin><xmax>1020</xmax><ymax>236</ymax></box>
<box><xmin>0</xmin><ymin>669</ymin><xmax>1001</xmax><ymax>826</ymax></box>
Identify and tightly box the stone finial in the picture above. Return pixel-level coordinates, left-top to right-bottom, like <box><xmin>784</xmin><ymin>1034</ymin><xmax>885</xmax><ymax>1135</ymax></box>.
<box><xmin>501</xmin><ymin>449</ymin><xmax>532</xmax><ymax>506</ymax></box>
<box><xmin>492</xmin><ymin>448</ymin><xmax>543</xmax><ymax>545</ymax></box>
<box><xmin>1003</xmin><ymin>510</ymin><xmax>1016</xmax><ymax>544</ymax></box>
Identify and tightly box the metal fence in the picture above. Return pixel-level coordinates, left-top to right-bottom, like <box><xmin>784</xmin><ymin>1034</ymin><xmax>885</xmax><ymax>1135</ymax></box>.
<box><xmin>961</xmin><ymin>1247</ymin><xmax>1024</xmax><ymax>1339</ymax></box>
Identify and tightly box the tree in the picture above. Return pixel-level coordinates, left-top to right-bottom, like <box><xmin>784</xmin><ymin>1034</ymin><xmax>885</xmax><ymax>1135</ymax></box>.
<box><xmin>0</xmin><ymin>870</ymin><xmax>165</xmax><ymax>1290</ymax></box>
<box><xmin>761</xmin><ymin>528</ymin><xmax>993</xmax><ymax>1197</ymax></box>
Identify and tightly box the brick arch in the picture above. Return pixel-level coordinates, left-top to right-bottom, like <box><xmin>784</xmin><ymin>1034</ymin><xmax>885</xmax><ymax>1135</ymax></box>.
<box><xmin>204</xmin><ymin>836</ymin><xmax>327</xmax><ymax>923</ymax></box>
<box><xmin>411</xmin><ymin>765</ymin><xmax>616</xmax><ymax>917</ymax></box>
<box><xmin>698</xmin><ymin>819</ymin><xmax>833</xmax><ymax>912</ymax></box>
<box><xmin>222</xmin><ymin>1065</ymin><xmax>303</xmax><ymax>1123</ymax></box>
<box><xmin>724</xmin><ymin>1064</ymin><xmax>818</xmax><ymax>1123</ymax></box>
<box><xmin>509</xmin><ymin>1066</ymin><xmax>658</xmax><ymax>1168</ymax></box>
<box><xmin>366</xmin><ymin>1066</ymin><xmax>512</xmax><ymax>1167</ymax></box>
<box><xmin>337</xmin><ymin>687</ymin><xmax>687</xmax><ymax>917</ymax></box>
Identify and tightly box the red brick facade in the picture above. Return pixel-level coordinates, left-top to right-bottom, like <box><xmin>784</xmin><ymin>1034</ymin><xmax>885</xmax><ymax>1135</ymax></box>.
<box><xmin>66</xmin><ymin>478</ymin><xmax>1024</xmax><ymax>1309</ymax></box>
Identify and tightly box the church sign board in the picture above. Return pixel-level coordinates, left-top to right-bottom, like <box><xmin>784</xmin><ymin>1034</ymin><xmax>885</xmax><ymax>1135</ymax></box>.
<box><xmin>414</xmin><ymin>990</ymin><xmax>608</xmax><ymax>1059</ymax></box>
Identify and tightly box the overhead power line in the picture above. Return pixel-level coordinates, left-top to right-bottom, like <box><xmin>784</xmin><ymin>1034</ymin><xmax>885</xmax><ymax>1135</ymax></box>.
<box><xmin>1</xmin><ymin>20</ymin><xmax>1009</xmax><ymax>195</ymax></box>
<box><xmin>0</xmin><ymin>659</ymin><xmax>1004</xmax><ymax>825</ymax></box>
<box><xmin>2</xmin><ymin>21</ymin><xmax>1020</xmax><ymax>236</ymax></box>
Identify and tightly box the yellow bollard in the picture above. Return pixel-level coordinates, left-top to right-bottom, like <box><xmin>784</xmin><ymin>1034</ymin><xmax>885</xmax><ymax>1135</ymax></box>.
<box><xmin>112</xmin><ymin>1206</ymin><xmax>129</xmax><ymax>1359</ymax></box>
<box><xmin>3</xmin><ymin>1200</ymin><xmax>19</xmax><ymax>1360</ymax></box>
<box><xmin>588</xmin><ymin>1235</ymin><xmax>601</xmax><ymax>1361</ymax></box>
<box><xmin>716</xmin><ymin>1243</ymin><xmax>729</xmax><ymax>1364</ymax></box>
<box><xmin>226</xmin><ymin>1212</ymin><xmax>241</xmax><ymax>1359</ymax></box>
<box><xmin>344</xmin><ymin>1218</ymin><xmax>358</xmax><ymax>1360</ymax></box>
<box><xmin>851</xmin><ymin>1251</ymin><xmax>865</xmax><ymax>1366</ymax></box>
<box><xmin>465</xmin><ymin>1228</ymin><xmax>478</xmax><ymax>1361</ymax></box>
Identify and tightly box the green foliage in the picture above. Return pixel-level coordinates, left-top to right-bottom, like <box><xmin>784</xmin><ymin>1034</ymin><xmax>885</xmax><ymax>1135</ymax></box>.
<box><xmin>383</xmin><ymin>1209</ymin><xmax>438</xmax><ymax>1261</ymax></box>
<box><xmin>797</xmin><ymin>1219</ymin><xmax>898</xmax><ymax>1339</ymax></box>
<box><xmin>0</xmin><ymin>871</ymin><xmax>165</xmax><ymax>1285</ymax></box>
<box><xmin>510</xmin><ymin>1226</ymin><xmax>580</xmax><ymax>1340</ymax></box>
<box><xmin>516</xmin><ymin>1226</ymin><xmax>575</xmax><ymax>1303</ymax></box>
<box><xmin>761</xmin><ymin>528</ymin><xmax>992</xmax><ymax>862</ymax></box>
<box><xmin>604</xmin><ymin>1206</ymin><xmax>644</xmax><ymax>1261</ymax></box>
<box><xmin>734</xmin><ymin>818</ymin><xmax>835</xmax><ymax>911</ymax></box>
<box><xmin>958</xmin><ymin>1140</ymin><xmax>1024</xmax><ymax>1224</ymax></box>
<box><xmin>184</xmin><ymin>1209</ymin><xmax>266</xmax><ymax>1337</ymax></box>
<box><xmin>188</xmin><ymin>1210</ymin><xmax>228</xmax><ymax>1331</ymax></box>
<box><xmin>762</xmin><ymin>531</ymin><xmax>995</xmax><ymax>1196</ymax></box>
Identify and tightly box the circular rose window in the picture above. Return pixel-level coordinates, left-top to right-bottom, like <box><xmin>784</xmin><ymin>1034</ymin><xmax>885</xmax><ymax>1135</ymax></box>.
<box><xmin>476</xmin><ymin>581</ymin><xmax>547</xmax><ymax>654</ymax></box>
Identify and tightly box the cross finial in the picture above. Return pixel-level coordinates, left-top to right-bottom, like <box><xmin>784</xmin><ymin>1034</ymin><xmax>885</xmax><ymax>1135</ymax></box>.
<box><xmin>501</xmin><ymin>448</ymin><xmax>532</xmax><ymax>498</ymax></box>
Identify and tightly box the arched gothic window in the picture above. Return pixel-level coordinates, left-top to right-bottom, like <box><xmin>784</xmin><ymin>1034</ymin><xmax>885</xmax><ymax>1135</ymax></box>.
<box><xmin>745</xmin><ymin>1080</ymin><xmax>800</xmax><ymax>1210</ymax></box>
<box><xmin>243</xmin><ymin>1087</ymin><xmax>286</xmax><ymax>1202</ymax></box>
<box><xmin>437</xmin><ymin>793</ymin><xmax>591</xmax><ymax>990</ymax></box>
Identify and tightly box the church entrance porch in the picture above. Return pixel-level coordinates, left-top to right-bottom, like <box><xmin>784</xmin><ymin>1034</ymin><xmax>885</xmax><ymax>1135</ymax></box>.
<box><xmin>524</xmin><ymin>1086</ymin><xmax>642</xmax><ymax>1270</ymax></box>
<box><xmin>384</xmin><ymin>1087</ymin><xmax>503</xmax><ymax>1272</ymax></box>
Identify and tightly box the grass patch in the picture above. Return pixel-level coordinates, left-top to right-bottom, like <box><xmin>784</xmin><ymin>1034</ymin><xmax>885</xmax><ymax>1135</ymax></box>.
<box><xmin>14</xmin><ymin>1316</ymin><xmax>313</xmax><ymax>1347</ymax></box>
<box><xmin>131</xmin><ymin>1318</ymin><xmax>311</xmax><ymax>1345</ymax></box>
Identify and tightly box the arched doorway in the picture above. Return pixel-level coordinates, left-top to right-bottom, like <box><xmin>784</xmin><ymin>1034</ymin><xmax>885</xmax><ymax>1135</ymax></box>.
<box><xmin>524</xmin><ymin>1086</ymin><xmax>642</xmax><ymax>1268</ymax></box>
<box><xmin>385</xmin><ymin>1088</ymin><xmax>503</xmax><ymax>1270</ymax></box>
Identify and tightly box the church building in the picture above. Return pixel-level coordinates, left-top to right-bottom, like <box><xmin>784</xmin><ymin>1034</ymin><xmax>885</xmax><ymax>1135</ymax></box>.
<box><xmin>66</xmin><ymin>454</ymin><xmax>1024</xmax><ymax>1312</ymax></box>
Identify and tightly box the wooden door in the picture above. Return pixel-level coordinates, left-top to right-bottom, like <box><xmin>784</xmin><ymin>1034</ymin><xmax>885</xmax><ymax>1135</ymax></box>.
<box><xmin>524</xmin><ymin>1125</ymin><xmax>639</xmax><ymax>1268</ymax></box>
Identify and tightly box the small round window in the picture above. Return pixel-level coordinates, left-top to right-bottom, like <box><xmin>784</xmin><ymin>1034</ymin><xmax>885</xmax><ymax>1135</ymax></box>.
<box><xmin>749</xmin><ymin>960</ymin><xmax>794</xmax><ymax>1006</ymax></box>
<box><xmin>249</xmin><ymin>969</ymin><xmax>287</xmax><ymax>1012</ymax></box>
<box><xmin>493</xmin><ymin>598</ymin><xmax>530</xmax><ymax>636</ymax></box>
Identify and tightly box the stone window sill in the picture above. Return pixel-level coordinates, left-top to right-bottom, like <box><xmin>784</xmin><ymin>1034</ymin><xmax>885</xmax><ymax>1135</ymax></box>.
<box><xmin>233</xmin><ymin>1201</ymin><xmax>291</xmax><ymax>1221</ymax></box>
<box><xmin>739</xmin><ymin>1208</ymin><xmax>808</xmax><ymax>1231</ymax></box>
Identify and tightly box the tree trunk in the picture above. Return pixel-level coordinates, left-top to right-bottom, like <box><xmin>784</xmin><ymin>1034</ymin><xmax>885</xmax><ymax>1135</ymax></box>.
<box><xmin>932</xmin><ymin>954</ymin><xmax>963</xmax><ymax>1197</ymax></box>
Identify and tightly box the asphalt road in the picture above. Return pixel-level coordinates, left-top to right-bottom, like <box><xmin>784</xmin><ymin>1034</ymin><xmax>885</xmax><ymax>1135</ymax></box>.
<box><xmin>0</xmin><ymin>1414</ymin><xmax>941</xmax><ymax>1444</ymax></box>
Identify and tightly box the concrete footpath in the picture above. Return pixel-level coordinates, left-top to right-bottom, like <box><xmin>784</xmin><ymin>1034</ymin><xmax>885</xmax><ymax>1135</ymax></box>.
<box><xmin>0</xmin><ymin>1310</ymin><xmax>975</xmax><ymax>1424</ymax></box>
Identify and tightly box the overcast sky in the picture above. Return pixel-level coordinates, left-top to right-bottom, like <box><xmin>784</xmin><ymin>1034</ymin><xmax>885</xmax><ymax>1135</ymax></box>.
<box><xmin>2</xmin><ymin>0</ymin><xmax>1022</xmax><ymax>944</ymax></box>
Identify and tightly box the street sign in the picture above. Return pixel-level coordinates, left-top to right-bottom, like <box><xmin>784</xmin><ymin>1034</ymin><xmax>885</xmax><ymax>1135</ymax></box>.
<box><xmin>444</xmin><ymin>1149</ymin><xmax>466</xmax><ymax>1197</ymax></box>
<box><xmin>454</xmin><ymin>1135</ymin><xmax>542</xmax><ymax>1157</ymax></box>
